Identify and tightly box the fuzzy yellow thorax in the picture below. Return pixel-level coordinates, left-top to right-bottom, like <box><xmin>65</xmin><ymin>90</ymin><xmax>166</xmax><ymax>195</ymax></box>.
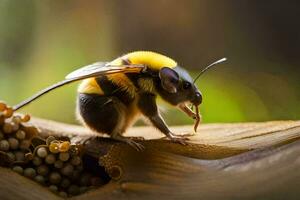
<box><xmin>111</xmin><ymin>51</ymin><xmax>177</xmax><ymax>70</ymax></box>
<box><xmin>79</xmin><ymin>51</ymin><xmax>177</xmax><ymax>96</ymax></box>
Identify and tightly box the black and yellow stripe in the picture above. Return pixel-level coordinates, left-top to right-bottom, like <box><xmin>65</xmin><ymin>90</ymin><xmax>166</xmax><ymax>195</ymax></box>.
<box><xmin>78</xmin><ymin>51</ymin><xmax>177</xmax><ymax>97</ymax></box>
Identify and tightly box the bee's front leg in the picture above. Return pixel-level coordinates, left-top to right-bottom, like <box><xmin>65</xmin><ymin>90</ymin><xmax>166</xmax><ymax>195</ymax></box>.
<box><xmin>138</xmin><ymin>93</ymin><xmax>188</xmax><ymax>145</ymax></box>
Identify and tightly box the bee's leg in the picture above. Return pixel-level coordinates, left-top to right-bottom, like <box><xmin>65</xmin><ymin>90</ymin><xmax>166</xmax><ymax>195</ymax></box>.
<box><xmin>138</xmin><ymin>93</ymin><xmax>188</xmax><ymax>145</ymax></box>
<box><xmin>110</xmin><ymin>132</ymin><xmax>145</xmax><ymax>151</ymax></box>
<box><xmin>78</xmin><ymin>93</ymin><xmax>144</xmax><ymax>151</ymax></box>
<box><xmin>110</xmin><ymin>100</ymin><xmax>144</xmax><ymax>151</ymax></box>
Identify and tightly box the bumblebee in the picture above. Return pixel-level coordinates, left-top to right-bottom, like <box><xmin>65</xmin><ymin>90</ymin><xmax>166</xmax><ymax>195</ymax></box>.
<box><xmin>13</xmin><ymin>51</ymin><xmax>226</xmax><ymax>150</ymax></box>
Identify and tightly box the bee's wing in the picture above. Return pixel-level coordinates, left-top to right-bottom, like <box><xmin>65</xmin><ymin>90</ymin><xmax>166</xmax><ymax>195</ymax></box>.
<box><xmin>65</xmin><ymin>62</ymin><xmax>145</xmax><ymax>80</ymax></box>
<box><xmin>13</xmin><ymin>62</ymin><xmax>146</xmax><ymax>111</ymax></box>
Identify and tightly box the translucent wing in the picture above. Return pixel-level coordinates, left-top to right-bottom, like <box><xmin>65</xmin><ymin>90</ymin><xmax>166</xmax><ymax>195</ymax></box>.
<box><xmin>13</xmin><ymin>62</ymin><xmax>145</xmax><ymax>111</ymax></box>
<box><xmin>65</xmin><ymin>62</ymin><xmax>145</xmax><ymax>80</ymax></box>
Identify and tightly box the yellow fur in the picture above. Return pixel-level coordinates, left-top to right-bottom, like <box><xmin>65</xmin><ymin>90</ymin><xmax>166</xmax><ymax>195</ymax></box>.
<box><xmin>137</xmin><ymin>78</ymin><xmax>155</xmax><ymax>93</ymax></box>
<box><xmin>122</xmin><ymin>97</ymin><xmax>141</xmax><ymax>132</ymax></box>
<box><xmin>122</xmin><ymin>51</ymin><xmax>177</xmax><ymax>70</ymax></box>
<box><xmin>78</xmin><ymin>78</ymin><xmax>103</xmax><ymax>95</ymax></box>
<box><xmin>106</xmin><ymin>73</ymin><xmax>136</xmax><ymax>98</ymax></box>
<box><xmin>106</xmin><ymin>56</ymin><xmax>136</xmax><ymax>97</ymax></box>
<box><xmin>106</xmin><ymin>51</ymin><xmax>176</xmax><ymax>97</ymax></box>
<box><xmin>79</xmin><ymin>51</ymin><xmax>177</xmax><ymax>95</ymax></box>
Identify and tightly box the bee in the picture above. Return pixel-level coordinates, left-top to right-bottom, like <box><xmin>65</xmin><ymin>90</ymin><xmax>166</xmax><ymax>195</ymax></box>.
<box><xmin>13</xmin><ymin>51</ymin><xmax>226</xmax><ymax>150</ymax></box>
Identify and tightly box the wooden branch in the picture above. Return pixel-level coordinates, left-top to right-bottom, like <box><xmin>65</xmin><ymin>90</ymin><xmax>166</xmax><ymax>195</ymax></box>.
<box><xmin>1</xmin><ymin>118</ymin><xmax>300</xmax><ymax>200</ymax></box>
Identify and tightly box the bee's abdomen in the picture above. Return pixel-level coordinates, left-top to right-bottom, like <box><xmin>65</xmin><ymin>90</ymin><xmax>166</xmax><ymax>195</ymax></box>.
<box><xmin>78</xmin><ymin>93</ymin><xmax>120</xmax><ymax>134</ymax></box>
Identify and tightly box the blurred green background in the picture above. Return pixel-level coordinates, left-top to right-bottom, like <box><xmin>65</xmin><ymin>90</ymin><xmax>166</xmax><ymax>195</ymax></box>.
<box><xmin>0</xmin><ymin>0</ymin><xmax>299</xmax><ymax>126</ymax></box>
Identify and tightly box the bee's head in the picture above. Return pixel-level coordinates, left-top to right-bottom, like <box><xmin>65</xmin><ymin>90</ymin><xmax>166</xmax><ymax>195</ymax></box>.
<box><xmin>158</xmin><ymin>66</ymin><xmax>202</xmax><ymax>106</ymax></box>
<box><xmin>157</xmin><ymin>57</ymin><xmax>226</xmax><ymax>107</ymax></box>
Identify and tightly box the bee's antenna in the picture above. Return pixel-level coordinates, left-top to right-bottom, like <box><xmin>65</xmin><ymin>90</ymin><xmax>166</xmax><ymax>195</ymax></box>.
<box><xmin>193</xmin><ymin>57</ymin><xmax>227</xmax><ymax>84</ymax></box>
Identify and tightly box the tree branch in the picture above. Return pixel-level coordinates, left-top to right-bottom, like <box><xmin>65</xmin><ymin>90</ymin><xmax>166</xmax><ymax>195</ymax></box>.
<box><xmin>1</xmin><ymin>118</ymin><xmax>300</xmax><ymax>200</ymax></box>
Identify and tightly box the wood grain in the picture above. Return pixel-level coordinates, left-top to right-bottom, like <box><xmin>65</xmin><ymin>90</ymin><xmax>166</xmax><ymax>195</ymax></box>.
<box><xmin>1</xmin><ymin>119</ymin><xmax>300</xmax><ymax>200</ymax></box>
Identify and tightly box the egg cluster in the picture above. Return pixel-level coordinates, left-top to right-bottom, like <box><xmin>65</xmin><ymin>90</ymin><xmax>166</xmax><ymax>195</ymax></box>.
<box><xmin>0</xmin><ymin>102</ymin><xmax>106</xmax><ymax>197</ymax></box>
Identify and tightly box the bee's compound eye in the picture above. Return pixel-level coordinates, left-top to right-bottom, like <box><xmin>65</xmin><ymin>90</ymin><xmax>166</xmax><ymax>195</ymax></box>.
<box><xmin>183</xmin><ymin>82</ymin><xmax>191</xmax><ymax>89</ymax></box>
